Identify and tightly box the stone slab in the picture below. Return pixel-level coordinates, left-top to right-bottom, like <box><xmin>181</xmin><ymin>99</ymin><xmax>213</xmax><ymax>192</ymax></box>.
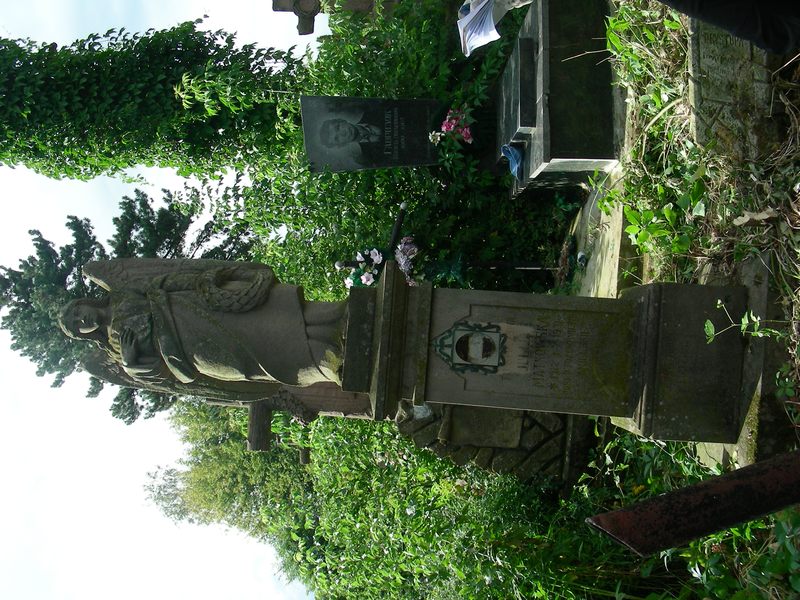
<box><xmin>446</xmin><ymin>405</ymin><xmax>524</xmax><ymax>448</ymax></box>
<box><xmin>694</xmin><ymin>253</ymin><xmax>795</xmax><ymax>469</ymax></box>
<box><xmin>496</xmin><ymin>0</ymin><xmax>618</xmax><ymax>193</ymax></box>
<box><xmin>571</xmin><ymin>168</ymin><xmax>626</xmax><ymax>299</ymax></box>
<box><xmin>426</xmin><ymin>288</ymin><xmax>636</xmax><ymax>416</ymax></box>
<box><xmin>623</xmin><ymin>283</ymin><xmax>748</xmax><ymax>442</ymax></box>
<box><xmin>497</xmin><ymin>35</ymin><xmax>537</xmax><ymax>149</ymax></box>
<box><xmin>689</xmin><ymin>19</ymin><xmax>784</xmax><ymax>159</ymax></box>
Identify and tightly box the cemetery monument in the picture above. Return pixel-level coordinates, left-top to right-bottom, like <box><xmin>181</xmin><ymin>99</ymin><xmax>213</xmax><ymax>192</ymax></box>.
<box><xmin>62</xmin><ymin>257</ymin><xmax>759</xmax><ymax>485</ymax></box>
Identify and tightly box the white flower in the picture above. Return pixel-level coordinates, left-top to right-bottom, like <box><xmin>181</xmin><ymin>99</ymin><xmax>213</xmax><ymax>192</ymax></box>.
<box><xmin>428</xmin><ymin>131</ymin><xmax>444</xmax><ymax>145</ymax></box>
<box><xmin>369</xmin><ymin>248</ymin><xmax>383</xmax><ymax>264</ymax></box>
<box><xmin>355</xmin><ymin>251</ymin><xmax>365</xmax><ymax>262</ymax></box>
<box><xmin>360</xmin><ymin>272</ymin><xmax>375</xmax><ymax>286</ymax></box>
<box><xmin>344</xmin><ymin>277</ymin><xmax>354</xmax><ymax>289</ymax></box>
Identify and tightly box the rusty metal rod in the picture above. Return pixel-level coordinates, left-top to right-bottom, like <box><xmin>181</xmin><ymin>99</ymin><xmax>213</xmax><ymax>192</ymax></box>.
<box><xmin>586</xmin><ymin>450</ymin><xmax>800</xmax><ymax>556</ymax></box>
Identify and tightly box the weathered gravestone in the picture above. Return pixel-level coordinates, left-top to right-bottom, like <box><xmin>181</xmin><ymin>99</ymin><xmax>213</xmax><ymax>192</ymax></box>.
<box><xmin>60</xmin><ymin>257</ymin><xmax>590</xmax><ymax>483</ymax></box>
<box><xmin>688</xmin><ymin>18</ymin><xmax>786</xmax><ymax>160</ymax></box>
<box><xmin>342</xmin><ymin>261</ymin><xmax>753</xmax><ymax>444</ymax></box>
<box><xmin>496</xmin><ymin>0</ymin><xmax>618</xmax><ymax>194</ymax></box>
<box><xmin>61</xmin><ymin>257</ymin><xmax>759</xmax><ymax>486</ymax></box>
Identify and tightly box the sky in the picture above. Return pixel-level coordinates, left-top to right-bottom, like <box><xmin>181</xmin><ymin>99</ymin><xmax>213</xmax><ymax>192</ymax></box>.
<box><xmin>0</xmin><ymin>2</ymin><xmax>329</xmax><ymax>599</ymax></box>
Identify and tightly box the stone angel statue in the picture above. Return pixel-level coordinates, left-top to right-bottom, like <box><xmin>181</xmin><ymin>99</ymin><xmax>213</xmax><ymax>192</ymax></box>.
<box><xmin>59</xmin><ymin>259</ymin><xmax>348</xmax><ymax>402</ymax></box>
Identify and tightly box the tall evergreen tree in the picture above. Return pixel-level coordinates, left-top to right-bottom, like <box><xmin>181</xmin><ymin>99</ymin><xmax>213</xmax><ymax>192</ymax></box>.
<box><xmin>0</xmin><ymin>21</ymin><xmax>301</xmax><ymax>180</ymax></box>
<box><xmin>0</xmin><ymin>217</ymin><xmax>107</xmax><ymax>386</ymax></box>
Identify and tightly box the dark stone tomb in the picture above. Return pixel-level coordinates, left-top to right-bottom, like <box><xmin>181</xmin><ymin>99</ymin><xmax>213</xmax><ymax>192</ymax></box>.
<box><xmin>497</xmin><ymin>0</ymin><xmax>617</xmax><ymax>194</ymax></box>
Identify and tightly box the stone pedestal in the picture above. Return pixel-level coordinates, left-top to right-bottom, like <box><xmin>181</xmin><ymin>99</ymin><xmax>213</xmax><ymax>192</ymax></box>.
<box><xmin>496</xmin><ymin>0</ymin><xmax>617</xmax><ymax>193</ymax></box>
<box><xmin>343</xmin><ymin>262</ymin><xmax>753</xmax><ymax>444</ymax></box>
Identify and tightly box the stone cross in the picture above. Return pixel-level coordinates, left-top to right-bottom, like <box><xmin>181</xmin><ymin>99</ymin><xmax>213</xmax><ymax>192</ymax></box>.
<box><xmin>272</xmin><ymin>0</ymin><xmax>397</xmax><ymax>35</ymax></box>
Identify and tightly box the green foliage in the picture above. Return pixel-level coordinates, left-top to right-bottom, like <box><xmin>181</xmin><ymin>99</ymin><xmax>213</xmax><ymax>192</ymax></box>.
<box><xmin>570</xmin><ymin>430</ymin><xmax>799</xmax><ymax>600</ymax></box>
<box><xmin>148</xmin><ymin>401</ymin><xmax>322</xmax><ymax>586</ymax></box>
<box><xmin>300</xmin><ymin>420</ymin><xmax>680</xmax><ymax>600</ymax></box>
<box><xmin>0</xmin><ymin>21</ymin><xmax>300</xmax><ymax>179</ymax></box>
<box><xmin>679</xmin><ymin>508</ymin><xmax>800</xmax><ymax>600</ymax></box>
<box><xmin>704</xmin><ymin>299</ymin><xmax>789</xmax><ymax>345</ymax></box>
<box><xmin>775</xmin><ymin>363</ymin><xmax>797</xmax><ymax>401</ymax></box>
<box><xmin>160</xmin><ymin>413</ymin><xmax>728</xmax><ymax>599</ymax></box>
<box><xmin>152</xmin><ymin>402</ymin><xmax>316</xmax><ymax>535</ymax></box>
<box><xmin>215</xmin><ymin>2</ymin><xmax>560</xmax><ymax>299</ymax></box>
<box><xmin>603</xmin><ymin>1</ymin><xmax>715</xmax><ymax>280</ymax></box>
<box><xmin>109</xmin><ymin>190</ymin><xmax>194</xmax><ymax>259</ymax></box>
<box><xmin>0</xmin><ymin>216</ymin><xmax>107</xmax><ymax>386</ymax></box>
<box><xmin>309</xmin><ymin>0</ymin><xmax>457</xmax><ymax>99</ymax></box>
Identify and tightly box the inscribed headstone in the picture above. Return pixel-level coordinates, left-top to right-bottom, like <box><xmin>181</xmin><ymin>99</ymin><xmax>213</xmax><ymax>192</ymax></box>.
<box><xmin>301</xmin><ymin>96</ymin><xmax>442</xmax><ymax>172</ymax></box>
<box><xmin>689</xmin><ymin>19</ymin><xmax>781</xmax><ymax>159</ymax></box>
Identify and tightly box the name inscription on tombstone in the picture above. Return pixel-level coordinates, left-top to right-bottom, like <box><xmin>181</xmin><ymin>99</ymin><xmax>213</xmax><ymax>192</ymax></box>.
<box><xmin>689</xmin><ymin>19</ymin><xmax>776</xmax><ymax>158</ymax></box>
<box><xmin>425</xmin><ymin>290</ymin><xmax>635</xmax><ymax>417</ymax></box>
<box><xmin>300</xmin><ymin>96</ymin><xmax>442</xmax><ymax>172</ymax></box>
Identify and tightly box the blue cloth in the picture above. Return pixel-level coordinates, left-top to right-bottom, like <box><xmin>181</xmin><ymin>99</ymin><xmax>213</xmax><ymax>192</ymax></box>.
<box><xmin>501</xmin><ymin>144</ymin><xmax>525</xmax><ymax>181</ymax></box>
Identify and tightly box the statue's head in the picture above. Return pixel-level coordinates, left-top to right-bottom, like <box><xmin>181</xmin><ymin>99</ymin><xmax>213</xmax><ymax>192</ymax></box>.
<box><xmin>59</xmin><ymin>297</ymin><xmax>110</xmax><ymax>343</ymax></box>
<box><xmin>320</xmin><ymin>118</ymin><xmax>358</xmax><ymax>148</ymax></box>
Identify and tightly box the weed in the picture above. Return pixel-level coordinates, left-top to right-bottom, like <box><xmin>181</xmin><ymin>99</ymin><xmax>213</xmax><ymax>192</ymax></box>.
<box><xmin>704</xmin><ymin>299</ymin><xmax>789</xmax><ymax>344</ymax></box>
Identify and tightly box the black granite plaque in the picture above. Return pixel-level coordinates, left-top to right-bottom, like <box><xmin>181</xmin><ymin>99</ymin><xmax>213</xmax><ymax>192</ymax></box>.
<box><xmin>301</xmin><ymin>96</ymin><xmax>443</xmax><ymax>172</ymax></box>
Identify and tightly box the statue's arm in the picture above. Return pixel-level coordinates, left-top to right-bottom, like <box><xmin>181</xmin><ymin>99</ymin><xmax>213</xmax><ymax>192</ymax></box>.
<box><xmin>118</xmin><ymin>326</ymin><xmax>163</xmax><ymax>378</ymax></box>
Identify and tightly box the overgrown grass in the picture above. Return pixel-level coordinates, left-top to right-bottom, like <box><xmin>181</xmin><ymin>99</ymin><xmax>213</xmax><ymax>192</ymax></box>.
<box><xmin>284</xmin><ymin>419</ymin><xmax>707</xmax><ymax>599</ymax></box>
<box><xmin>602</xmin><ymin>1</ymin><xmax>800</xmax><ymax>597</ymax></box>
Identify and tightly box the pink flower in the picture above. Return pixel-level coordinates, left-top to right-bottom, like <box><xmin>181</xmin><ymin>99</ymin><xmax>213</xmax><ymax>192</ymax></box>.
<box><xmin>369</xmin><ymin>248</ymin><xmax>383</xmax><ymax>264</ymax></box>
<box><xmin>439</xmin><ymin>108</ymin><xmax>473</xmax><ymax>142</ymax></box>
<box><xmin>360</xmin><ymin>272</ymin><xmax>375</xmax><ymax>286</ymax></box>
<box><xmin>344</xmin><ymin>277</ymin><xmax>354</xmax><ymax>289</ymax></box>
